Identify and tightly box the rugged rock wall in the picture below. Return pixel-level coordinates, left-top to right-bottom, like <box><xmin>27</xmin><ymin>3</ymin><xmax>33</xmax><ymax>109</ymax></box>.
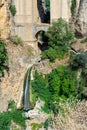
<box><xmin>74</xmin><ymin>0</ymin><xmax>87</xmax><ymax>36</ymax></box>
<box><xmin>0</xmin><ymin>42</ymin><xmax>39</xmax><ymax>112</ymax></box>
<box><xmin>0</xmin><ymin>0</ymin><xmax>11</xmax><ymax>39</ymax></box>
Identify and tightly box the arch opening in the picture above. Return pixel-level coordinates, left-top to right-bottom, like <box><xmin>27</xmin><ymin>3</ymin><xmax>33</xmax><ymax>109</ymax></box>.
<box><xmin>37</xmin><ymin>0</ymin><xmax>50</xmax><ymax>23</ymax></box>
<box><xmin>35</xmin><ymin>30</ymin><xmax>48</xmax><ymax>51</ymax></box>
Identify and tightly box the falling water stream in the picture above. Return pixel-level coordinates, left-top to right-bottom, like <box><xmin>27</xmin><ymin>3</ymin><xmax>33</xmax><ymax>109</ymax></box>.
<box><xmin>23</xmin><ymin>67</ymin><xmax>32</xmax><ymax>111</ymax></box>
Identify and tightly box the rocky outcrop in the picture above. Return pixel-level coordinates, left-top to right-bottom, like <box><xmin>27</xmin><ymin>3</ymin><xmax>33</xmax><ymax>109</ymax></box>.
<box><xmin>0</xmin><ymin>0</ymin><xmax>11</xmax><ymax>39</ymax></box>
<box><xmin>0</xmin><ymin>42</ymin><xmax>39</xmax><ymax>112</ymax></box>
<box><xmin>25</xmin><ymin>99</ymin><xmax>54</xmax><ymax>130</ymax></box>
<box><xmin>75</xmin><ymin>0</ymin><xmax>87</xmax><ymax>36</ymax></box>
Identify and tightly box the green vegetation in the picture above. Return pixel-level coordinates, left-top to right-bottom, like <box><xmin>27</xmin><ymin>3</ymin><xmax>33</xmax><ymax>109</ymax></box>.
<box><xmin>9</xmin><ymin>5</ymin><xmax>16</xmax><ymax>16</ymax></box>
<box><xmin>8</xmin><ymin>100</ymin><xmax>16</xmax><ymax>111</ymax></box>
<box><xmin>31</xmin><ymin>65</ymin><xmax>82</xmax><ymax>114</ymax></box>
<box><xmin>45</xmin><ymin>0</ymin><xmax>50</xmax><ymax>12</ymax></box>
<box><xmin>72</xmin><ymin>52</ymin><xmax>87</xmax><ymax>69</ymax></box>
<box><xmin>44</xmin><ymin>118</ymin><xmax>53</xmax><ymax>130</ymax></box>
<box><xmin>31</xmin><ymin>118</ymin><xmax>53</xmax><ymax>130</ymax></box>
<box><xmin>0</xmin><ymin>101</ymin><xmax>25</xmax><ymax>130</ymax></box>
<box><xmin>31</xmin><ymin>123</ymin><xmax>43</xmax><ymax>130</ymax></box>
<box><xmin>71</xmin><ymin>0</ymin><xmax>76</xmax><ymax>15</ymax></box>
<box><xmin>45</xmin><ymin>0</ymin><xmax>50</xmax><ymax>23</ymax></box>
<box><xmin>71</xmin><ymin>52</ymin><xmax>87</xmax><ymax>98</ymax></box>
<box><xmin>42</xmin><ymin>18</ymin><xmax>75</xmax><ymax>61</ymax></box>
<box><xmin>81</xmin><ymin>37</ymin><xmax>87</xmax><ymax>43</ymax></box>
<box><xmin>31</xmin><ymin>71</ymin><xmax>50</xmax><ymax>110</ymax></box>
<box><xmin>11</xmin><ymin>35</ymin><xmax>23</xmax><ymax>46</ymax></box>
<box><xmin>0</xmin><ymin>39</ymin><xmax>8</xmax><ymax>77</ymax></box>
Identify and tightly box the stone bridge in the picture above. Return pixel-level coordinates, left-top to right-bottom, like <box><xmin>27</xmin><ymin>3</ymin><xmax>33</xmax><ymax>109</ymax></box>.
<box><xmin>13</xmin><ymin>0</ymin><xmax>71</xmax><ymax>47</ymax></box>
<box><xmin>34</xmin><ymin>23</ymin><xmax>50</xmax><ymax>36</ymax></box>
<box><xmin>14</xmin><ymin>14</ymin><xmax>49</xmax><ymax>42</ymax></box>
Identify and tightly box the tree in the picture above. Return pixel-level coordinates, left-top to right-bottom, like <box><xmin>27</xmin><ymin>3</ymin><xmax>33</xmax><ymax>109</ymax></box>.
<box><xmin>0</xmin><ymin>39</ymin><xmax>8</xmax><ymax>76</ymax></box>
<box><xmin>42</xmin><ymin>18</ymin><xmax>75</xmax><ymax>61</ymax></box>
<box><xmin>45</xmin><ymin>0</ymin><xmax>50</xmax><ymax>12</ymax></box>
<box><xmin>9</xmin><ymin>5</ymin><xmax>16</xmax><ymax>16</ymax></box>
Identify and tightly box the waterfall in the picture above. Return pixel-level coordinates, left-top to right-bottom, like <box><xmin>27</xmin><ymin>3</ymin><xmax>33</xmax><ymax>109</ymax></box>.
<box><xmin>23</xmin><ymin>67</ymin><xmax>32</xmax><ymax>111</ymax></box>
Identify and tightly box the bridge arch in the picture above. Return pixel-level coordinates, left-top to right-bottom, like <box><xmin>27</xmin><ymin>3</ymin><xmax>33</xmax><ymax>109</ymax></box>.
<box><xmin>35</xmin><ymin>29</ymin><xmax>48</xmax><ymax>51</ymax></box>
<box><xmin>13</xmin><ymin>0</ymin><xmax>71</xmax><ymax>53</ymax></box>
<box><xmin>35</xmin><ymin>30</ymin><xmax>44</xmax><ymax>39</ymax></box>
<box><xmin>34</xmin><ymin>23</ymin><xmax>49</xmax><ymax>36</ymax></box>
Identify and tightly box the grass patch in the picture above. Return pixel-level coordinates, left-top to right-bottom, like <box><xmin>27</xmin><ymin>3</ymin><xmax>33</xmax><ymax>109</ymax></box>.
<box><xmin>11</xmin><ymin>35</ymin><xmax>23</xmax><ymax>46</ymax></box>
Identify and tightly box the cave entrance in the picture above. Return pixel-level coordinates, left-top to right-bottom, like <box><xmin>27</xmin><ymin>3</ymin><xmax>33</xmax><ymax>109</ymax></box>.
<box><xmin>37</xmin><ymin>0</ymin><xmax>50</xmax><ymax>23</ymax></box>
<box><xmin>35</xmin><ymin>30</ymin><xmax>48</xmax><ymax>51</ymax></box>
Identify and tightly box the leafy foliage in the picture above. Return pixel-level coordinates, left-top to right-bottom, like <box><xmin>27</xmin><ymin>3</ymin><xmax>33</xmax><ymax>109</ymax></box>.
<box><xmin>45</xmin><ymin>0</ymin><xmax>50</xmax><ymax>12</ymax></box>
<box><xmin>31</xmin><ymin>123</ymin><xmax>43</xmax><ymax>130</ymax></box>
<box><xmin>10</xmin><ymin>110</ymin><xmax>25</xmax><ymax>127</ymax></box>
<box><xmin>9</xmin><ymin>5</ymin><xmax>16</xmax><ymax>16</ymax></box>
<box><xmin>42</xmin><ymin>18</ymin><xmax>75</xmax><ymax>61</ymax></box>
<box><xmin>0</xmin><ymin>39</ymin><xmax>8</xmax><ymax>76</ymax></box>
<box><xmin>42</xmin><ymin>48</ymin><xmax>57</xmax><ymax>61</ymax></box>
<box><xmin>31</xmin><ymin>66</ymin><xmax>80</xmax><ymax>113</ymax></box>
<box><xmin>31</xmin><ymin>71</ymin><xmax>51</xmax><ymax>103</ymax></box>
<box><xmin>81</xmin><ymin>37</ymin><xmax>87</xmax><ymax>43</ymax></box>
<box><xmin>44</xmin><ymin>0</ymin><xmax>50</xmax><ymax>23</ymax></box>
<box><xmin>11</xmin><ymin>35</ymin><xmax>23</xmax><ymax>46</ymax></box>
<box><xmin>70</xmin><ymin>52</ymin><xmax>87</xmax><ymax>98</ymax></box>
<box><xmin>0</xmin><ymin>111</ymin><xmax>11</xmax><ymax>130</ymax></box>
<box><xmin>0</xmin><ymin>101</ymin><xmax>25</xmax><ymax>130</ymax></box>
<box><xmin>72</xmin><ymin>52</ymin><xmax>87</xmax><ymax>69</ymax></box>
<box><xmin>8</xmin><ymin>100</ymin><xmax>16</xmax><ymax>111</ymax></box>
<box><xmin>44</xmin><ymin>118</ymin><xmax>53</xmax><ymax>130</ymax></box>
<box><xmin>71</xmin><ymin>0</ymin><xmax>76</xmax><ymax>15</ymax></box>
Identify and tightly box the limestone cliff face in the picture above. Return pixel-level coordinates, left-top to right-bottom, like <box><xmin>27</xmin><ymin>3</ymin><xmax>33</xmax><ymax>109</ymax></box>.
<box><xmin>74</xmin><ymin>0</ymin><xmax>87</xmax><ymax>36</ymax></box>
<box><xmin>0</xmin><ymin>43</ymin><xmax>38</xmax><ymax>112</ymax></box>
<box><xmin>0</xmin><ymin>0</ymin><xmax>11</xmax><ymax>39</ymax></box>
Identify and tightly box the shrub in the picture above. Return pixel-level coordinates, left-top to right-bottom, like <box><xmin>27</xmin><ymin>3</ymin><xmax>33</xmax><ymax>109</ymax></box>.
<box><xmin>8</xmin><ymin>100</ymin><xmax>16</xmax><ymax>111</ymax></box>
<box><xmin>81</xmin><ymin>37</ymin><xmax>87</xmax><ymax>43</ymax></box>
<box><xmin>0</xmin><ymin>111</ymin><xmax>11</xmax><ymax>130</ymax></box>
<box><xmin>31</xmin><ymin>66</ymin><xmax>80</xmax><ymax>114</ymax></box>
<box><xmin>0</xmin><ymin>39</ymin><xmax>8</xmax><ymax>77</ymax></box>
<box><xmin>9</xmin><ymin>5</ymin><xmax>16</xmax><ymax>16</ymax></box>
<box><xmin>31</xmin><ymin>71</ymin><xmax>51</xmax><ymax>102</ymax></box>
<box><xmin>0</xmin><ymin>101</ymin><xmax>25</xmax><ymax>130</ymax></box>
<box><xmin>72</xmin><ymin>52</ymin><xmax>87</xmax><ymax>69</ymax></box>
<box><xmin>42</xmin><ymin>18</ymin><xmax>75</xmax><ymax>61</ymax></box>
<box><xmin>48</xmin><ymin>66</ymin><xmax>78</xmax><ymax>99</ymax></box>
<box><xmin>45</xmin><ymin>0</ymin><xmax>50</xmax><ymax>12</ymax></box>
<box><xmin>31</xmin><ymin>123</ymin><xmax>43</xmax><ymax>130</ymax></box>
<box><xmin>45</xmin><ymin>0</ymin><xmax>50</xmax><ymax>23</ymax></box>
<box><xmin>42</xmin><ymin>48</ymin><xmax>57</xmax><ymax>62</ymax></box>
<box><xmin>71</xmin><ymin>0</ymin><xmax>76</xmax><ymax>15</ymax></box>
<box><xmin>11</xmin><ymin>35</ymin><xmax>23</xmax><ymax>46</ymax></box>
<box><xmin>44</xmin><ymin>118</ymin><xmax>53</xmax><ymax>130</ymax></box>
<box><xmin>10</xmin><ymin>110</ymin><xmax>25</xmax><ymax>127</ymax></box>
<box><xmin>70</xmin><ymin>52</ymin><xmax>87</xmax><ymax>98</ymax></box>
